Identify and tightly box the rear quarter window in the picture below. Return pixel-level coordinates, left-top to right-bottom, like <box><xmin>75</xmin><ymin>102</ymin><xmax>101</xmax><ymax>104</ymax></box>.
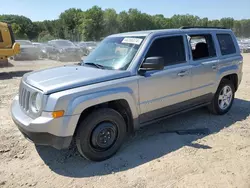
<box><xmin>216</xmin><ymin>34</ymin><xmax>236</xmax><ymax>55</ymax></box>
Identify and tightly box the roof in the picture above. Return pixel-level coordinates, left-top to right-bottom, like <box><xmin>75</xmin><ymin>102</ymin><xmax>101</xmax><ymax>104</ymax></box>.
<box><xmin>111</xmin><ymin>28</ymin><xmax>232</xmax><ymax>37</ymax></box>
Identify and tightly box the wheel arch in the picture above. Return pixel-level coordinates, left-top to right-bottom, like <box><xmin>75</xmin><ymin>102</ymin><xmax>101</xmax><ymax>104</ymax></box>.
<box><xmin>68</xmin><ymin>88</ymin><xmax>140</xmax><ymax>137</ymax></box>
<box><xmin>221</xmin><ymin>73</ymin><xmax>238</xmax><ymax>91</ymax></box>
<box><xmin>74</xmin><ymin>99</ymin><xmax>135</xmax><ymax>137</ymax></box>
<box><xmin>216</xmin><ymin>63</ymin><xmax>240</xmax><ymax>92</ymax></box>
<box><xmin>222</xmin><ymin>73</ymin><xmax>239</xmax><ymax>91</ymax></box>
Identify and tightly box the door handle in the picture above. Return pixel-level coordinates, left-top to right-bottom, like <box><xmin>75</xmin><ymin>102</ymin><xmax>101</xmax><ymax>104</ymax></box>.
<box><xmin>177</xmin><ymin>70</ymin><xmax>188</xmax><ymax>77</ymax></box>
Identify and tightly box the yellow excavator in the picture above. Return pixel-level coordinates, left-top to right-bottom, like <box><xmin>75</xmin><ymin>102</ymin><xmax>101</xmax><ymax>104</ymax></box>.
<box><xmin>0</xmin><ymin>22</ymin><xmax>20</xmax><ymax>65</ymax></box>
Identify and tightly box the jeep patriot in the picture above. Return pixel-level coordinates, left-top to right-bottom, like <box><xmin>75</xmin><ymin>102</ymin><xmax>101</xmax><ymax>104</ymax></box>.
<box><xmin>11</xmin><ymin>27</ymin><xmax>243</xmax><ymax>161</ymax></box>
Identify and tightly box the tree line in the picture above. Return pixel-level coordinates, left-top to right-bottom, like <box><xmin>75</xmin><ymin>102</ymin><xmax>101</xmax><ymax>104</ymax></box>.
<box><xmin>1</xmin><ymin>6</ymin><xmax>250</xmax><ymax>42</ymax></box>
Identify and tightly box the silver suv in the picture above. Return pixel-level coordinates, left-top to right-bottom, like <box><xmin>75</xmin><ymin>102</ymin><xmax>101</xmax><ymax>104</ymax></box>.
<box><xmin>11</xmin><ymin>27</ymin><xmax>243</xmax><ymax>161</ymax></box>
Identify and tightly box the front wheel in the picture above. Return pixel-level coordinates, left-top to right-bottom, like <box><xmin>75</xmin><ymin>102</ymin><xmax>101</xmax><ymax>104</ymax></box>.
<box><xmin>208</xmin><ymin>79</ymin><xmax>235</xmax><ymax>115</ymax></box>
<box><xmin>75</xmin><ymin>108</ymin><xmax>127</xmax><ymax>161</ymax></box>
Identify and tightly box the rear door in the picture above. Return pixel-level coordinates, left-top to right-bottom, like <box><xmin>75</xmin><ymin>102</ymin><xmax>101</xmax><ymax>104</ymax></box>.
<box><xmin>187</xmin><ymin>33</ymin><xmax>218</xmax><ymax>101</ymax></box>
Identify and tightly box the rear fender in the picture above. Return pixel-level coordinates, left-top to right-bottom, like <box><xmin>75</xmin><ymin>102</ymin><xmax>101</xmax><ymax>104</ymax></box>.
<box><xmin>214</xmin><ymin>63</ymin><xmax>241</xmax><ymax>92</ymax></box>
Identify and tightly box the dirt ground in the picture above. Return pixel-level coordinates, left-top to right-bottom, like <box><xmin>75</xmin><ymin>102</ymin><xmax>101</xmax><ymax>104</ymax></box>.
<box><xmin>0</xmin><ymin>55</ymin><xmax>250</xmax><ymax>188</ymax></box>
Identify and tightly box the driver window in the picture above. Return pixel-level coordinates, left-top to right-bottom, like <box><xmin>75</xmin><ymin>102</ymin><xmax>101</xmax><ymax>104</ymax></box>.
<box><xmin>146</xmin><ymin>36</ymin><xmax>186</xmax><ymax>66</ymax></box>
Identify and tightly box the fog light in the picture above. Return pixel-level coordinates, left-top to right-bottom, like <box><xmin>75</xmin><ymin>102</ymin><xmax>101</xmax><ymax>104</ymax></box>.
<box><xmin>52</xmin><ymin>110</ymin><xmax>64</xmax><ymax>118</ymax></box>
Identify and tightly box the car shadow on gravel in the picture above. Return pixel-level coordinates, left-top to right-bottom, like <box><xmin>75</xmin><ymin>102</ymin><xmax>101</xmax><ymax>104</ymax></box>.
<box><xmin>0</xmin><ymin>61</ymin><xmax>14</xmax><ymax>68</ymax></box>
<box><xmin>0</xmin><ymin>71</ymin><xmax>31</xmax><ymax>80</ymax></box>
<box><xmin>36</xmin><ymin>98</ymin><xmax>250</xmax><ymax>178</ymax></box>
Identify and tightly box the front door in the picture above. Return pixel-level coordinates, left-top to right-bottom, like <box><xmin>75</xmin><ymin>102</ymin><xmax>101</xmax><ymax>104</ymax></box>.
<box><xmin>138</xmin><ymin>35</ymin><xmax>192</xmax><ymax>123</ymax></box>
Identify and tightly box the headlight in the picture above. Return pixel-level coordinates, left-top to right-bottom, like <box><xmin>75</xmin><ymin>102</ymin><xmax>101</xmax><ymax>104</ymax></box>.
<box><xmin>31</xmin><ymin>92</ymin><xmax>42</xmax><ymax>113</ymax></box>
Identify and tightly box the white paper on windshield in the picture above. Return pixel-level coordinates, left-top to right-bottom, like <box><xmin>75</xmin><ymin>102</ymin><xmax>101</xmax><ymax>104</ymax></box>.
<box><xmin>122</xmin><ymin>38</ymin><xmax>143</xmax><ymax>45</ymax></box>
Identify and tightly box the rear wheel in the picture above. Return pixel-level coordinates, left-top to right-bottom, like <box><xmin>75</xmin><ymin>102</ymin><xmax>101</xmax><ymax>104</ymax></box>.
<box><xmin>75</xmin><ymin>108</ymin><xmax>127</xmax><ymax>161</ymax></box>
<box><xmin>208</xmin><ymin>79</ymin><xmax>235</xmax><ymax>115</ymax></box>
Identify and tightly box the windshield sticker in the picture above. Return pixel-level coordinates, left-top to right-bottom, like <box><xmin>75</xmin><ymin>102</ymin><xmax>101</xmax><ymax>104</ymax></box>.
<box><xmin>122</xmin><ymin>38</ymin><xmax>143</xmax><ymax>45</ymax></box>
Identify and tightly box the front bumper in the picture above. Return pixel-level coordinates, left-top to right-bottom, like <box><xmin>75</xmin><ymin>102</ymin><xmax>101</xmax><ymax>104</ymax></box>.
<box><xmin>11</xmin><ymin>96</ymin><xmax>74</xmax><ymax>149</ymax></box>
<box><xmin>16</xmin><ymin>124</ymin><xmax>72</xmax><ymax>149</ymax></box>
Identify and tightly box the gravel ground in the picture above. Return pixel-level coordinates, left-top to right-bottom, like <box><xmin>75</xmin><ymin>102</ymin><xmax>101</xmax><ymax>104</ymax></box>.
<box><xmin>0</xmin><ymin>56</ymin><xmax>250</xmax><ymax>188</ymax></box>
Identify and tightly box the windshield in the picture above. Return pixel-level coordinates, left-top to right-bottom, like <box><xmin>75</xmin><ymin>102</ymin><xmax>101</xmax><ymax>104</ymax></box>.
<box><xmin>83</xmin><ymin>36</ymin><xmax>145</xmax><ymax>70</ymax></box>
<box><xmin>54</xmin><ymin>40</ymin><xmax>75</xmax><ymax>47</ymax></box>
<box><xmin>17</xmin><ymin>40</ymin><xmax>32</xmax><ymax>45</ymax></box>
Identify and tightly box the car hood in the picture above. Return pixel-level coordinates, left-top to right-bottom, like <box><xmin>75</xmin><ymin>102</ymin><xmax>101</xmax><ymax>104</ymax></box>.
<box><xmin>23</xmin><ymin>65</ymin><xmax>131</xmax><ymax>94</ymax></box>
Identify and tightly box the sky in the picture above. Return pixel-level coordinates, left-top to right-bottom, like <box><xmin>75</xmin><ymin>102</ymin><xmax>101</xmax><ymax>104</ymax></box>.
<box><xmin>0</xmin><ymin>0</ymin><xmax>250</xmax><ymax>21</ymax></box>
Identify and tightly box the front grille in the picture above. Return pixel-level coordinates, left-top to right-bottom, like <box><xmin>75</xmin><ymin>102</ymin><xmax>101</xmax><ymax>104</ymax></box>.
<box><xmin>19</xmin><ymin>83</ymin><xmax>31</xmax><ymax>112</ymax></box>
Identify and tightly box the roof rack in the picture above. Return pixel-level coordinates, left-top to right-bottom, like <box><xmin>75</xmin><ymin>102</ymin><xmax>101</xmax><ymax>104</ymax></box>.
<box><xmin>180</xmin><ymin>26</ymin><xmax>227</xmax><ymax>29</ymax></box>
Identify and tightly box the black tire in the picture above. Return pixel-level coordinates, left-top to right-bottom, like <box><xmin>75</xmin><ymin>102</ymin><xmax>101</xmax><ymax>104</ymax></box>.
<box><xmin>208</xmin><ymin>79</ymin><xmax>235</xmax><ymax>115</ymax></box>
<box><xmin>75</xmin><ymin>108</ymin><xmax>127</xmax><ymax>161</ymax></box>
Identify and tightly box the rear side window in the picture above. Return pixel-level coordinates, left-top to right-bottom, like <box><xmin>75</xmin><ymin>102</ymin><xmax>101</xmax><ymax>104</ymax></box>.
<box><xmin>217</xmin><ymin>34</ymin><xmax>236</xmax><ymax>55</ymax></box>
<box><xmin>0</xmin><ymin>30</ymin><xmax>3</xmax><ymax>42</ymax></box>
<box><xmin>188</xmin><ymin>34</ymin><xmax>216</xmax><ymax>61</ymax></box>
<box><xmin>146</xmin><ymin>36</ymin><xmax>186</xmax><ymax>66</ymax></box>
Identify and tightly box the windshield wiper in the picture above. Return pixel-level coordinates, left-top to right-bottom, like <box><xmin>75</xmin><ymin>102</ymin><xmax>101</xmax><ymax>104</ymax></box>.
<box><xmin>84</xmin><ymin>62</ymin><xmax>105</xmax><ymax>69</ymax></box>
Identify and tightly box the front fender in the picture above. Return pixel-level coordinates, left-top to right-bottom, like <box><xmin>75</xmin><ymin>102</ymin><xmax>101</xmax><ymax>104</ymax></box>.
<box><xmin>67</xmin><ymin>87</ymin><xmax>139</xmax><ymax>119</ymax></box>
<box><xmin>44</xmin><ymin>87</ymin><xmax>139</xmax><ymax>136</ymax></box>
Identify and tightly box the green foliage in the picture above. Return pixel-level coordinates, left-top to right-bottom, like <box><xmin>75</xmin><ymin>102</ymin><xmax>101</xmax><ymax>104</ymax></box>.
<box><xmin>12</xmin><ymin>23</ymin><xmax>28</xmax><ymax>39</ymax></box>
<box><xmin>0</xmin><ymin>14</ymin><xmax>37</xmax><ymax>39</ymax></box>
<box><xmin>1</xmin><ymin>7</ymin><xmax>250</xmax><ymax>42</ymax></box>
<box><xmin>80</xmin><ymin>6</ymin><xmax>104</xmax><ymax>41</ymax></box>
<box><xmin>220</xmin><ymin>17</ymin><xmax>234</xmax><ymax>28</ymax></box>
<box><xmin>38</xmin><ymin>31</ymin><xmax>54</xmax><ymax>42</ymax></box>
<box><xmin>59</xmin><ymin>8</ymin><xmax>83</xmax><ymax>41</ymax></box>
<box><xmin>117</xmin><ymin>11</ymin><xmax>131</xmax><ymax>32</ymax></box>
<box><xmin>103</xmin><ymin>8</ymin><xmax>119</xmax><ymax>36</ymax></box>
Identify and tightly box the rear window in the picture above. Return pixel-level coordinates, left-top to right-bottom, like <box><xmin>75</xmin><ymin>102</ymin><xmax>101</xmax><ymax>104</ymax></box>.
<box><xmin>0</xmin><ymin>30</ymin><xmax>3</xmax><ymax>42</ymax></box>
<box><xmin>217</xmin><ymin>34</ymin><xmax>236</xmax><ymax>55</ymax></box>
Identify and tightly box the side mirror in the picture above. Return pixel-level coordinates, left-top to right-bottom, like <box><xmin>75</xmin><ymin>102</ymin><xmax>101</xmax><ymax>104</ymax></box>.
<box><xmin>139</xmin><ymin>57</ymin><xmax>164</xmax><ymax>71</ymax></box>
